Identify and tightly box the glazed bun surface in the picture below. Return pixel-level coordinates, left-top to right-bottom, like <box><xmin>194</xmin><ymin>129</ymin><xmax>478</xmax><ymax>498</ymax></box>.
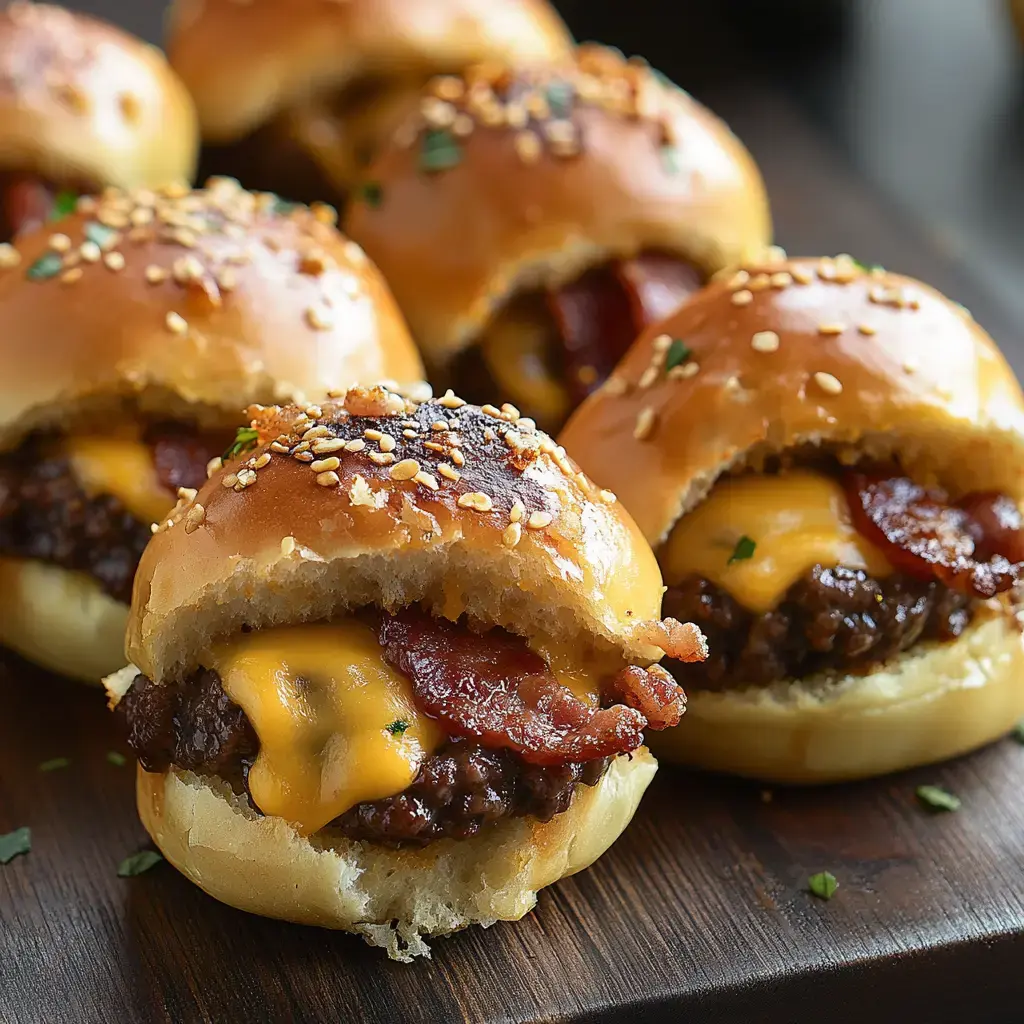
<box><xmin>165</xmin><ymin>0</ymin><xmax>572</xmax><ymax>142</ymax></box>
<box><xmin>560</xmin><ymin>254</ymin><xmax>1024</xmax><ymax>544</ymax></box>
<box><xmin>0</xmin><ymin>2</ymin><xmax>197</xmax><ymax>188</ymax></box>
<box><xmin>0</xmin><ymin>179</ymin><xmax>424</xmax><ymax>449</ymax></box>
<box><xmin>345</xmin><ymin>45</ymin><xmax>771</xmax><ymax>368</ymax></box>
<box><xmin>136</xmin><ymin>747</ymin><xmax>655</xmax><ymax>960</ymax></box>
<box><xmin>129</xmin><ymin>387</ymin><xmax>675</xmax><ymax>683</ymax></box>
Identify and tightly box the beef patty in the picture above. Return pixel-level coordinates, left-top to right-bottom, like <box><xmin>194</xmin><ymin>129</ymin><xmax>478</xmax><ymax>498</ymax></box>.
<box><xmin>117</xmin><ymin>668</ymin><xmax>609</xmax><ymax>847</ymax></box>
<box><xmin>663</xmin><ymin>565</ymin><xmax>977</xmax><ymax>692</ymax></box>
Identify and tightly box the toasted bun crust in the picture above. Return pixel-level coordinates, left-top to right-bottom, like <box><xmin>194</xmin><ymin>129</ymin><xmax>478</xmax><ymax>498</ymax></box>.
<box><xmin>165</xmin><ymin>0</ymin><xmax>572</xmax><ymax>143</ymax></box>
<box><xmin>127</xmin><ymin>387</ymin><xmax>679</xmax><ymax>683</ymax></box>
<box><xmin>0</xmin><ymin>558</ymin><xmax>127</xmax><ymax>682</ymax></box>
<box><xmin>559</xmin><ymin>254</ymin><xmax>1024</xmax><ymax>544</ymax></box>
<box><xmin>136</xmin><ymin>746</ymin><xmax>655</xmax><ymax>958</ymax></box>
<box><xmin>652</xmin><ymin>608</ymin><xmax>1024</xmax><ymax>783</ymax></box>
<box><xmin>0</xmin><ymin>3</ymin><xmax>197</xmax><ymax>189</ymax></box>
<box><xmin>345</xmin><ymin>46</ymin><xmax>771</xmax><ymax>367</ymax></box>
<box><xmin>0</xmin><ymin>179</ymin><xmax>424</xmax><ymax>449</ymax></box>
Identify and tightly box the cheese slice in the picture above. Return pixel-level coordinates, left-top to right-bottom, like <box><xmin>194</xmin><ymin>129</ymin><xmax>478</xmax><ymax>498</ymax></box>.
<box><xmin>210</xmin><ymin>622</ymin><xmax>443</xmax><ymax>835</ymax></box>
<box><xmin>660</xmin><ymin>470</ymin><xmax>892</xmax><ymax>614</ymax></box>
<box><xmin>63</xmin><ymin>434</ymin><xmax>175</xmax><ymax>526</ymax></box>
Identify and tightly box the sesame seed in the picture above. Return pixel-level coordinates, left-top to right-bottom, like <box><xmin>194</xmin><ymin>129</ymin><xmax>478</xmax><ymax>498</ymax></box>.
<box><xmin>510</xmin><ymin>501</ymin><xmax>525</xmax><ymax>523</ymax></box>
<box><xmin>451</xmin><ymin>449</ymin><xmax>466</xmax><ymax>467</ymax></box>
<box><xmin>751</xmin><ymin>330</ymin><xmax>780</xmax><ymax>353</ymax></box>
<box><xmin>364</xmin><ymin>429</ymin><xmax>383</xmax><ymax>441</ymax></box>
<box><xmin>858</xmin><ymin>323</ymin><xmax>878</xmax><ymax>336</ymax></box>
<box><xmin>818</xmin><ymin>323</ymin><xmax>847</xmax><ymax>336</ymax></box>
<box><xmin>452</xmin><ymin>113</ymin><xmax>474</xmax><ymax>137</ymax></box>
<box><xmin>0</xmin><ymin>243</ymin><xmax>20</xmax><ymax>268</ymax></box>
<box><xmin>104</xmin><ymin>252</ymin><xmax>125</xmax><ymax>271</ymax></box>
<box><xmin>303</xmin><ymin>425</ymin><xmax>330</xmax><ymax>440</ymax></box>
<box><xmin>49</xmin><ymin>233</ymin><xmax>71</xmax><ymax>253</ymax></box>
<box><xmin>438</xmin><ymin>390</ymin><xmax>465</xmax><ymax>409</ymax></box>
<box><xmin>603</xmin><ymin>376</ymin><xmax>628</xmax><ymax>396</ymax></box>
<box><xmin>368</xmin><ymin>452</ymin><xmax>395</xmax><ymax>466</ymax></box>
<box><xmin>236</xmin><ymin>469</ymin><xmax>257</xmax><ymax>487</ymax></box>
<box><xmin>312</xmin><ymin>438</ymin><xmax>345</xmax><ymax>454</ymax></box>
<box><xmin>652</xmin><ymin>333</ymin><xmax>672</xmax><ymax>354</ymax></box>
<box><xmin>748</xmin><ymin>273</ymin><xmax>771</xmax><ymax>292</ymax></box>
<box><xmin>669</xmin><ymin>362</ymin><xmax>700</xmax><ymax>380</ymax></box>
<box><xmin>206</xmin><ymin>457</ymin><xmax>224</xmax><ymax>477</ymax></box>
<box><xmin>501</xmin><ymin>403</ymin><xmax>520</xmax><ymax>421</ymax></box>
<box><xmin>503</xmin><ymin>523</ymin><xmax>522</xmax><ymax>548</ymax></box>
<box><xmin>599</xmin><ymin>489</ymin><xmax>617</xmax><ymax>503</ymax></box>
<box><xmin>728</xmin><ymin>270</ymin><xmax>750</xmax><ymax>289</ymax></box>
<box><xmin>221</xmin><ymin>472</ymin><xmax>239</xmax><ymax>488</ymax></box>
<box><xmin>814</xmin><ymin>371</ymin><xmax>844</xmax><ymax>395</ymax></box>
<box><xmin>254</xmin><ymin>453</ymin><xmax>271</xmax><ymax>469</ymax></box>
<box><xmin>80</xmin><ymin>241</ymin><xmax>101</xmax><ymax>263</ymax></box>
<box><xmin>515</xmin><ymin>130</ymin><xmax>542</xmax><ymax>164</ymax></box>
<box><xmin>791</xmin><ymin>267</ymin><xmax>813</xmax><ymax>285</ymax></box>
<box><xmin>424</xmin><ymin>440</ymin><xmax>445</xmax><ymax>453</ymax></box>
<box><xmin>633</xmin><ymin>406</ymin><xmax>656</xmax><ymax>440</ymax></box>
<box><xmin>293</xmin><ymin>452</ymin><xmax>315</xmax><ymax>463</ymax></box>
<box><xmin>731</xmin><ymin>289</ymin><xmax>753</xmax><ymax>307</ymax></box>
<box><xmin>316</xmin><ymin>471</ymin><xmax>340</xmax><ymax>487</ymax></box>
<box><xmin>763</xmin><ymin>245</ymin><xmax>788</xmax><ymax>263</ymax></box>
<box><xmin>305</xmin><ymin>305</ymin><xmax>334</xmax><ymax>331</ymax></box>
<box><xmin>60</xmin><ymin>267</ymin><xmax>83</xmax><ymax>285</ymax></box>
<box><xmin>481</xmin><ymin>404</ymin><xmax>502</xmax><ymax>418</ymax></box>
<box><xmin>438</xmin><ymin>463</ymin><xmax>460</xmax><ymax>482</ymax></box>
<box><xmin>903</xmin><ymin>358</ymin><xmax>919</xmax><ymax>374</ymax></box>
<box><xmin>390</xmin><ymin>459</ymin><xmax>421</xmax><ymax>481</ymax></box>
<box><xmin>344</xmin><ymin>439</ymin><xmax>366</xmax><ymax>453</ymax></box>
<box><xmin>145</xmin><ymin>265</ymin><xmax>167</xmax><ymax>284</ymax></box>
<box><xmin>184</xmin><ymin>503</ymin><xmax>206</xmax><ymax>535</ymax></box>
<box><xmin>770</xmin><ymin>272</ymin><xmax>793</xmax><ymax>288</ymax></box>
<box><xmin>310</xmin><ymin>457</ymin><xmax>341</xmax><ymax>473</ymax></box>
<box><xmin>414</xmin><ymin>471</ymin><xmax>439</xmax><ymax>490</ymax></box>
<box><xmin>458</xmin><ymin>492</ymin><xmax>493</xmax><ymax>512</ymax></box>
<box><xmin>379</xmin><ymin>434</ymin><xmax>396</xmax><ymax>453</ymax></box>
<box><xmin>165</xmin><ymin>312</ymin><xmax>188</xmax><ymax>334</ymax></box>
<box><xmin>281</xmin><ymin>536</ymin><xmax>297</xmax><ymax>556</ymax></box>
<box><xmin>638</xmin><ymin>366</ymin><xmax>659</xmax><ymax>389</ymax></box>
<box><xmin>527</xmin><ymin>511</ymin><xmax>553</xmax><ymax>529</ymax></box>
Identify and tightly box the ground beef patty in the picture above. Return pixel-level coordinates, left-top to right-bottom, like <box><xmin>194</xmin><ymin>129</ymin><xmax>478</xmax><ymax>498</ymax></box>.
<box><xmin>117</xmin><ymin>668</ymin><xmax>609</xmax><ymax>847</ymax></box>
<box><xmin>0</xmin><ymin>447</ymin><xmax>152</xmax><ymax>604</ymax></box>
<box><xmin>664</xmin><ymin>565</ymin><xmax>977</xmax><ymax>692</ymax></box>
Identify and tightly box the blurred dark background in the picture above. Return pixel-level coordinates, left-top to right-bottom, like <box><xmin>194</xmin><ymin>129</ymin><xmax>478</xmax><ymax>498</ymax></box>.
<box><xmin>62</xmin><ymin>0</ymin><xmax>1024</xmax><ymax>366</ymax></box>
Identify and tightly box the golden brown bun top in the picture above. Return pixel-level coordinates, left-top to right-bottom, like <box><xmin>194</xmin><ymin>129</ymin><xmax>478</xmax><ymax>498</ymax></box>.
<box><xmin>559</xmin><ymin>253</ymin><xmax>1024</xmax><ymax>544</ymax></box>
<box><xmin>344</xmin><ymin>45</ymin><xmax>772</xmax><ymax>366</ymax></box>
<box><xmin>165</xmin><ymin>0</ymin><xmax>573</xmax><ymax>142</ymax></box>
<box><xmin>0</xmin><ymin>178</ymin><xmax>425</xmax><ymax>448</ymax></box>
<box><xmin>129</xmin><ymin>386</ymin><xmax>694</xmax><ymax>682</ymax></box>
<box><xmin>0</xmin><ymin>2</ymin><xmax>198</xmax><ymax>188</ymax></box>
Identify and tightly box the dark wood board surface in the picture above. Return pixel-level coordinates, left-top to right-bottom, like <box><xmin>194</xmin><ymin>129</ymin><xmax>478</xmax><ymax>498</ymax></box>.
<box><xmin>4</xmin><ymin>3</ymin><xmax>1024</xmax><ymax>1023</ymax></box>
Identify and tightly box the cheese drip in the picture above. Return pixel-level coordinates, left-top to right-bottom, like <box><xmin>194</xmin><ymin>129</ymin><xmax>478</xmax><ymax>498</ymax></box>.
<box><xmin>661</xmin><ymin>470</ymin><xmax>892</xmax><ymax>613</ymax></box>
<box><xmin>211</xmin><ymin>622</ymin><xmax>442</xmax><ymax>835</ymax></box>
<box><xmin>64</xmin><ymin>433</ymin><xmax>174</xmax><ymax>526</ymax></box>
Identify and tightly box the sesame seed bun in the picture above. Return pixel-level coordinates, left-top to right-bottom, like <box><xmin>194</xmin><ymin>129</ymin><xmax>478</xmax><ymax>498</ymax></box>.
<box><xmin>131</xmin><ymin>747</ymin><xmax>655</xmax><ymax>960</ymax></box>
<box><xmin>560</xmin><ymin>254</ymin><xmax>1024</xmax><ymax>546</ymax></box>
<box><xmin>165</xmin><ymin>0</ymin><xmax>572</xmax><ymax>143</ymax></box>
<box><xmin>0</xmin><ymin>179</ymin><xmax>425</xmax><ymax>450</ymax></box>
<box><xmin>0</xmin><ymin>2</ymin><xmax>197</xmax><ymax>190</ymax></box>
<box><xmin>344</xmin><ymin>45</ymin><xmax>771</xmax><ymax>369</ymax></box>
<box><xmin>128</xmin><ymin>386</ymin><xmax>675</xmax><ymax>685</ymax></box>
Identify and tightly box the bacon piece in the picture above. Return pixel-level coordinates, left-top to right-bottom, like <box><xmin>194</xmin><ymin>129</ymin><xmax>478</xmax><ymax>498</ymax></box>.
<box><xmin>376</xmin><ymin>609</ymin><xmax>691</xmax><ymax>767</ymax></box>
<box><xmin>0</xmin><ymin>175</ymin><xmax>54</xmax><ymax>239</ymax></box>
<box><xmin>604</xmin><ymin>665</ymin><xmax>686</xmax><ymax>730</ymax></box>
<box><xmin>844</xmin><ymin>471</ymin><xmax>1022</xmax><ymax>598</ymax></box>
<box><xmin>614</xmin><ymin>252</ymin><xmax>703</xmax><ymax>329</ymax></box>
<box><xmin>144</xmin><ymin>423</ymin><xmax>227</xmax><ymax>494</ymax></box>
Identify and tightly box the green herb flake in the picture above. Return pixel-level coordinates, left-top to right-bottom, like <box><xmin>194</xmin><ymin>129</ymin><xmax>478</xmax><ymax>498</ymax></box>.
<box><xmin>106</xmin><ymin>751</ymin><xmax>127</xmax><ymax>767</ymax></box>
<box><xmin>545</xmin><ymin>80</ymin><xmax>575</xmax><ymax>118</ymax></box>
<box><xmin>117</xmin><ymin>850</ymin><xmax>164</xmax><ymax>877</ymax></box>
<box><xmin>1011</xmin><ymin>719</ymin><xmax>1024</xmax><ymax>744</ymax></box>
<box><xmin>50</xmin><ymin>191</ymin><xmax>79</xmax><ymax>220</ymax></box>
<box><xmin>665</xmin><ymin>338</ymin><xmax>691</xmax><ymax>370</ymax></box>
<box><xmin>38</xmin><ymin>757</ymin><xmax>70</xmax><ymax>773</ymax></box>
<box><xmin>808</xmin><ymin>871</ymin><xmax>838</xmax><ymax>901</ymax></box>
<box><xmin>358</xmin><ymin>182</ymin><xmax>384</xmax><ymax>208</ymax></box>
<box><xmin>84</xmin><ymin>222</ymin><xmax>118</xmax><ymax>249</ymax></box>
<box><xmin>224</xmin><ymin>426</ymin><xmax>259</xmax><ymax>460</ymax></box>
<box><xmin>272</xmin><ymin>195</ymin><xmax>301</xmax><ymax>216</ymax></box>
<box><xmin>419</xmin><ymin>129</ymin><xmax>462</xmax><ymax>174</ymax></box>
<box><xmin>916</xmin><ymin>785</ymin><xmax>961</xmax><ymax>812</ymax></box>
<box><xmin>26</xmin><ymin>252</ymin><xmax>63</xmax><ymax>281</ymax></box>
<box><xmin>728</xmin><ymin>535</ymin><xmax>757</xmax><ymax>564</ymax></box>
<box><xmin>0</xmin><ymin>827</ymin><xmax>30</xmax><ymax>864</ymax></box>
<box><xmin>386</xmin><ymin>720</ymin><xmax>410</xmax><ymax>736</ymax></box>
<box><xmin>851</xmin><ymin>257</ymin><xmax>885</xmax><ymax>273</ymax></box>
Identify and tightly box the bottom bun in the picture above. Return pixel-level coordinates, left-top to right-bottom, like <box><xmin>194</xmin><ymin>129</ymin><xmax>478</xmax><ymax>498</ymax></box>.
<box><xmin>649</xmin><ymin>608</ymin><xmax>1024</xmax><ymax>784</ymax></box>
<box><xmin>0</xmin><ymin>558</ymin><xmax>128</xmax><ymax>683</ymax></box>
<box><xmin>137</xmin><ymin>747</ymin><xmax>657</xmax><ymax>961</ymax></box>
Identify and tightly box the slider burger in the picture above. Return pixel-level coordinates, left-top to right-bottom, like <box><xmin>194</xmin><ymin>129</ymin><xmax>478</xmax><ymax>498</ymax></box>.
<box><xmin>164</xmin><ymin>0</ymin><xmax>571</xmax><ymax>206</ymax></box>
<box><xmin>560</xmin><ymin>254</ymin><xmax>1024</xmax><ymax>783</ymax></box>
<box><xmin>103</xmin><ymin>385</ymin><xmax>706</xmax><ymax>958</ymax></box>
<box><xmin>345</xmin><ymin>45</ymin><xmax>771</xmax><ymax>432</ymax></box>
<box><xmin>0</xmin><ymin>2</ymin><xmax>198</xmax><ymax>240</ymax></box>
<box><xmin>0</xmin><ymin>179</ymin><xmax>424</xmax><ymax>681</ymax></box>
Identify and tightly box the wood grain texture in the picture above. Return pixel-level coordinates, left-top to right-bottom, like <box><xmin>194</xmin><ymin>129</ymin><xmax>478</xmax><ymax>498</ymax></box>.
<box><xmin>3</xmin><ymin>2</ymin><xmax>1024</xmax><ymax>1022</ymax></box>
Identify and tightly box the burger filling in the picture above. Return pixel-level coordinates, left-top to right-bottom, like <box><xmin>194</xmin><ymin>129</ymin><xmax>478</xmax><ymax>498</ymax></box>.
<box><xmin>453</xmin><ymin>251</ymin><xmax>703</xmax><ymax>429</ymax></box>
<box><xmin>661</xmin><ymin>467</ymin><xmax>1024</xmax><ymax>691</ymax></box>
<box><xmin>0</xmin><ymin>423</ymin><xmax>225</xmax><ymax>603</ymax></box>
<box><xmin>117</xmin><ymin>607</ymin><xmax>698</xmax><ymax>846</ymax></box>
<box><xmin>0</xmin><ymin>175</ymin><xmax>95</xmax><ymax>241</ymax></box>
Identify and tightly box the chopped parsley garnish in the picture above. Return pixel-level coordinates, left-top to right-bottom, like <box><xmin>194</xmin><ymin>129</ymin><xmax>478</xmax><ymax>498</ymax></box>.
<box><xmin>728</xmin><ymin>536</ymin><xmax>757</xmax><ymax>564</ymax></box>
<box><xmin>0</xmin><ymin>827</ymin><xmax>31</xmax><ymax>864</ymax></box>
<box><xmin>106</xmin><ymin>751</ymin><xmax>127</xmax><ymax>767</ymax></box>
<box><xmin>50</xmin><ymin>191</ymin><xmax>78</xmax><ymax>220</ymax></box>
<box><xmin>224</xmin><ymin>426</ymin><xmax>259</xmax><ymax>460</ymax></box>
<box><xmin>661</xmin><ymin>145</ymin><xmax>684</xmax><ymax>175</ymax></box>
<box><xmin>916</xmin><ymin>785</ymin><xmax>960</xmax><ymax>812</ymax></box>
<box><xmin>808</xmin><ymin>871</ymin><xmax>838</xmax><ymax>901</ymax></box>
<box><xmin>665</xmin><ymin>338</ymin><xmax>691</xmax><ymax>370</ymax></box>
<box><xmin>545</xmin><ymin>80</ymin><xmax>575</xmax><ymax>118</ymax></box>
<box><xmin>117</xmin><ymin>850</ymin><xmax>164</xmax><ymax>877</ymax></box>
<box><xmin>84</xmin><ymin>221</ymin><xmax>118</xmax><ymax>249</ymax></box>
<box><xmin>358</xmin><ymin>182</ymin><xmax>384</xmax><ymax>208</ymax></box>
<box><xmin>1012</xmin><ymin>719</ymin><xmax>1024</xmax><ymax>744</ymax></box>
<box><xmin>419</xmin><ymin>129</ymin><xmax>462</xmax><ymax>173</ymax></box>
<box><xmin>38</xmin><ymin>757</ymin><xmax>70</xmax><ymax>772</ymax></box>
<box><xmin>386</xmin><ymin>720</ymin><xmax>410</xmax><ymax>736</ymax></box>
<box><xmin>26</xmin><ymin>252</ymin><xmax>62</xmax><ymax>281</ymax></box>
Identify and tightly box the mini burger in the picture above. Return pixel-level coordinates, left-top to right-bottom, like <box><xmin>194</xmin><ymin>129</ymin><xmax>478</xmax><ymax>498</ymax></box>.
<box><xmin>0</xmin><ymin>2</ymin><xmax>198</xmax><ymax>239</ymax></box>
<box><xmin>345</xmin><ymin>44</ymin><xmax>771</xmax><ymax>432</ymax></box>
<box><xmin>560</xmin><ymin>253</ymin><xmax>1024</xmax><ymax>783</ymax></box>
<box><xmin>0</xmin><ymin>179</ymin><xmax>424</xmax><ymax>681</ymax></box>
<box><xmin>164</xmin><ymin>0</ymin><xmax>571</xmax><ymax>206</ymax></box>
<box><xmin>103</xmin><ymin>385</ymin><xmax>706</xmax><ymax>958</ymax></box>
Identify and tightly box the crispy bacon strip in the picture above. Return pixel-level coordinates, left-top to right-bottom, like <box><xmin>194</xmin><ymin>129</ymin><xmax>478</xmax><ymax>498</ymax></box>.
<box><xmin>605</xmin><ymin>665</ymin><xmax>686</xmax><ymax>730</ymax></box>
<box><xmin>614</xmin><ymin>252</ymin><xmax>703</xmax><ymax>329</ymax></box>
<box><xmin>1</xmin><ymin>174</ymin><xmax>54</xmax><ymax>239</ymax></box>
<box><xmin>144</xmin><ymin>423</ymin><xmax>228</xmax><ymax>495</ymax></box>
<box><xmin>376</xmin><ymin>608</ymin><xmax>692</xmax><ymax>767</ymax></box>
<box><xmin>844</xmin><ymin>471</ymin><xmax>1023</xmax><ymax>598</ymax></box>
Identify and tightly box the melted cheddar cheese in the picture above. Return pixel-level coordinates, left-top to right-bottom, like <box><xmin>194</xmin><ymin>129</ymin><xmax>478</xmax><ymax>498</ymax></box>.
<box><xmin>210</xmin><ymin>622</ymin><xmax>442</xmax><ymax>835</ymax></box>
<box><xmin>63</xmin><ymin>434</ymin><xmax>175</xmax><ymax>526</ymax></box>
<box><xmin>660</xmin><ymin>470</ymin><xmax>892</xmax><ymax>614</ymax></box>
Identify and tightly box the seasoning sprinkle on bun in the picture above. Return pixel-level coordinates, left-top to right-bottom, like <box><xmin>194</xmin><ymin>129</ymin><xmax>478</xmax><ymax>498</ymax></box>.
<box><xmin>560</xmin><ymin>253</ymin><xmax>1024</xmax><ymax>783</ymax></box>
<box><xmin>105</xmin><ymin>385</ymin><xmax>706</xmax><ymax>958</ymax></box>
